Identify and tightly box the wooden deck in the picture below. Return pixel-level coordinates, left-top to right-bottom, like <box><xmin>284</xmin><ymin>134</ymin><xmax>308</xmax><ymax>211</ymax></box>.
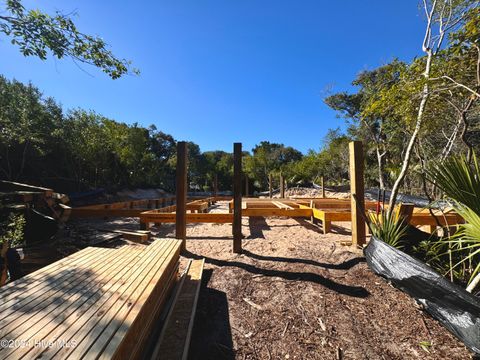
<box><xmin>0</xmin><ymin>239</ymin><xmax>181</xmax><ymax>360</ymax></box>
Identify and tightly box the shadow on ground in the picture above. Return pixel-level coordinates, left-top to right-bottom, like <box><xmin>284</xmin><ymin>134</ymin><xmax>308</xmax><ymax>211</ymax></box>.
<box><xmin>183</xmin><ymin>251</ymin><xmax>369</xmax><ymax>298</ymax></box>
<box><xmin>188</xmin><ymin>269</ymin><xmax>235</xmax><ymax>360</ymax></box>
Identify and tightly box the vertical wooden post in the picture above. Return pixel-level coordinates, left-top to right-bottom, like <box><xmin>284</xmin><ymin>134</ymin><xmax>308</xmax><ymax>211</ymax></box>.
<box><xmin>321</xmin><ymin>176</ymin><xmax>326</xmax><ymax>198</ymax></box>
<box><xmin>269</xmin><ymin>173</ymin><xmax>273</xmax><ymax>198</ymax></box>
<box><xmin>245</xmin><ymin>175</ymin><xmax>249</xmax><ymax>197</ymax></box>
<box><xmin>213</xmin><ymin>173</ymin><xmax>218</xmax><ymax>199</ymax></box>
<box><xmin>233</xmin><ymin>143</ymin><xmax>243</xmax><ymax>253</ymax></box>
<box><xmin>176</xmin><ymin>141</ymin><xmax>188</xmax><ymax>251</ymax></box>
<box><xmin>280</xmin><ymin>174</ymin><xmax>285</xmax><ymax>199</ymax></box>
<box><xmin>349</xmin><ymin>141</ymin><xmax>366</xmax><ymax>247</ymax></box>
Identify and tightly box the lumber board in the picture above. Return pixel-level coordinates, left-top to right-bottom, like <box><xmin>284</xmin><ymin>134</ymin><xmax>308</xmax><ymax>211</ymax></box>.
<box><xmin>242</xmin><ymin>208</ymin><xmax>312</xmax><ymax>217</ymax></box>
<box><xmin>141</xmin><ymin>213</ymin><xmax>234</xmax><ymax>224</ymax></box>
<box><xmin>0</xmin><ymin>247</ymin><xmax>144</xmax><ymax>359</ymax></box>
<box><xmin>7</xmin><ymin>239</ymin><xmax>181</xmax><ymax>360</ymax></box>
<box><xmin>70</xmin><ymin>208</ymin><xmax>145</xmax><ymax>218</ymax></box>
<box><xmin>152</xmin><ymin>258</ymin><xmax>204</xmax><ymax>360</ymax></box>
<box><xmin>0</xmin><ymin>247</ymin><xmax>100</xmax><ymax>304</ymax></box>
<box><xmin>0</xmin><ymin>180</ymin><xmax>53</xmax><ymax>197</ymax></box>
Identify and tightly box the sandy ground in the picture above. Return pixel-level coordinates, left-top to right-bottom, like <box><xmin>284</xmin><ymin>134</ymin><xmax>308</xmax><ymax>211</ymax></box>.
<box><xmin>138</xmin><ymin>202</ymin><xmax>470</xmax><ymax>360</ymax></box>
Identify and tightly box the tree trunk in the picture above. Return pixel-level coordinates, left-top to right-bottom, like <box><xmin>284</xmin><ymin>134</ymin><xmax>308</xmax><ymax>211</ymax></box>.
<box><xmin>17</xmin><ymin>140</ymin><xmax>29</xmax><ymax>181</ymax></box>
<box><xmin>376</xmin><ymin>147</ymin><xmax>385</xmax><ymax>190</ymax></box>
<box><xmin>388</xmin><ymin>50</ymin><xmax>433</xmax><ymax>214</ymax></box>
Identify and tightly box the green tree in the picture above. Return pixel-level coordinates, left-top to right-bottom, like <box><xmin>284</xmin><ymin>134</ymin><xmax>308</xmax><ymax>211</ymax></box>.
<box><xmin>0</xmin><ymin>0</ymin><xmax>137</xmax><ymax>79</ymax></box>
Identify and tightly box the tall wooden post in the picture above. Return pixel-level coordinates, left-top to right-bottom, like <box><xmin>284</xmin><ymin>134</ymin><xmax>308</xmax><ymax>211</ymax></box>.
<box><xmin>233</xmin><ymin>143</ymin><xmax>243</xmax><ymax>253</ymax></box>
<box><xmin>269</xmin><ymin>173</ymin><xmax>273</xmax><ymax>198</ymax></box>
<box><xmin>245</xmin><ymin>175</ymin><xmax>249</xmax><ymax>197</ymax></box>
<box><xmin>349</xmin><ymin>141</ymin><xmax>366</xmax><ymax>247</ymax></box>
<box><xmin>213</xmin><ymin>174</ymin><xmax>218</xmax><ymax>199</ymax></box>
<box><xmin>321</xmin><ymin>176</ymin><xmax>326</xmax><ymax>198</ymax></box>
<box><xmin>176</xmin><ymin>141</ymin><xmax>187</xmax><ymax>251</ymax></box>
<box><xmin>280</xmin><ymin>175</ymin><xmax>285</xmax><ymax>198</ymax></box>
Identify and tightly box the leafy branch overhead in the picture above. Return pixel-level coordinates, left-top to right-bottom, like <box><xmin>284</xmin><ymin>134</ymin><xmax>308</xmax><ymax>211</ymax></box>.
<box><xmin>0</xmin><ymin>0</ymin><xmax>138</xmax><ymax>79</ymax></box>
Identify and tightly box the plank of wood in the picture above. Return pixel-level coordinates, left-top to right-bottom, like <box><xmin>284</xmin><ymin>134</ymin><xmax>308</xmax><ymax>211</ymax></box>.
<box><xmin>0</xmin><ymin>247</ymin><xmax>116</xmax><ymax>334</ymax></box>
<box><xmin>98</xmin><ymin>229</ymin><xmax>150</xmax><ymax>243</ymax></box>
<box><xmin>151</xmin><ymin>259</ymin><xmax>204</xmax><ymax>360</ymax></box>
<box><xmin>0</xmin><ymin>247</ymin><xmax>144</xmax><ymax>358</ymax></box>
<box><xmin>273</xmin><ymin>201</ymin><xmax>294</xmax><ymax>210</ymax></box>
<box><xmin>0</xmin><ymin>180</ymin><xmax>53</xmax><ymax>197</ymax></box>
<box><xmin>70</xmin><ymin>208</ymin><xmax>145</xmax><ymax>218</ymax></box>
<box><xmin>242</xmin><ymin>208</ymin><xmax>311</xmax><ymax>217</ymax></box>
<box><xmin>233</xmin><ymin>142</ymin><xmax>243</xmax><ymax>253</ymax></box>
<box><xmin>112</xmin><ymin>262</ymin><xmax>179</xmax><ymax>360</ymax></box>
<box><xmin>10</xmin><ymin>246</ymin><xmax>154</xmax><ymax>360</ymax></box>
<box><xmin>141</xmin><ymin>213</ymin><xmax>234</xmax><ymax>224</ymax></box>
<box><xmin>0</xmin><ymin>247</ymin><xmax>100</xmax><ymax>306</ymax></box>
<box><xmin>27</xmin><ymin>240</ymin><xmax>175</xmax><ymax>359</ymax></box>
<box><xmin>65</xmin><ymin>240</ymin><xmax>180</xmax><ymax>359</ymax></box>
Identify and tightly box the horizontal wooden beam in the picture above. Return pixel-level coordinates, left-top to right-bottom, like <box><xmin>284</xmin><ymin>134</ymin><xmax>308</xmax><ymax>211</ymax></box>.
<box><xmin>141</xmin><ymin>213</ymin><xmax>234</xmax><ymax>224</ymax></box>
<box><xmin>242</xmin><ymin>208</ymin><xmax>311</xmax><ymax>217</ymax></box>
<box><xmin>70</xmin><ymin>208</ymin><xmax>145</xmax><ymax>218</ymax></box>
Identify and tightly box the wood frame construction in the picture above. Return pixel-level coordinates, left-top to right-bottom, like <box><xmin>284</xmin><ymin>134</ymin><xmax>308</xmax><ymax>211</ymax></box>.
<box><xmin>233</xmin><ymin>142</ymin><xmax>243</xmax><ymax>253</ymax></box>
<box><xmin>69</xmin><ymin>197</ymin><xmax>219</xmax><ymax>218</ymax></box>
<box><xmin>349</xmin><ymin>141</ymin><xmax>366</xmax><ymax>247</ymax></box>
<box><xmin>176</xmin><ymin>141</ymin><xmax>188</xmax><ymax>249</ymax></box>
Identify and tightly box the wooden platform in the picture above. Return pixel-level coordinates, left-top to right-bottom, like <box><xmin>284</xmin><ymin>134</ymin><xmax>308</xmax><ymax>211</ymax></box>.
<box><xmin>0</xmin><ymin>239</ymin><xmax>181</xmax><ymax>360</ymax></box>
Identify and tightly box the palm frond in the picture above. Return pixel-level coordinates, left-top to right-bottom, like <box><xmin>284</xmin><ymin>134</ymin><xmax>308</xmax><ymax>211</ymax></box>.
<box><xmin>368</xmin><ymin>208</ymin><xmax>408</xmax><ymax>249</ymax></box>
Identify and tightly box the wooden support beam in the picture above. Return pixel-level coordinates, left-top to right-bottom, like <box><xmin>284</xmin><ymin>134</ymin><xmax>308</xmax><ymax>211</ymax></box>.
<box><xmin>398</xmin><ymin>203</ymin><xmax>414</xmax><ymax>223</ymax></box>
<box><xmin>176</xmin><ymin>141</ymin><xmax>188</xmax><ymax>251</ymax></box>
<box><xmin>349</xmin><ymin>141</ymin><xmax>366</xmax><ymax>247</ymax></box>
<box><xmin>233</xmin><ymin>142</ymin><xmax>242</xmax><ymax>253</ymax></box>
<box><xmin>269</xmin><ymin>173</ymin><xmax>273</xmax><ymax>198</ymax></box>
<box><xmin>321</xmin><ymin>176</ymin><xmax>326</xmax><ymax>198</ymax></box>
<box><xmin>280</xmin><ymin>174</ymin><xmax>285</xmax><ymax>199</ymax></box>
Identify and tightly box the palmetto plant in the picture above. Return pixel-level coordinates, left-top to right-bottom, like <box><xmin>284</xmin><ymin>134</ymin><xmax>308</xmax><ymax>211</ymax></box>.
<box><xmin>428</xmin><ymin>153</ymin><xmax>480</xmax><ymax>292</ymax></box>
<box><xmin>368</xmin><ymin>208</ymin><xmax>409</xmax><ymax>250</ymax></box>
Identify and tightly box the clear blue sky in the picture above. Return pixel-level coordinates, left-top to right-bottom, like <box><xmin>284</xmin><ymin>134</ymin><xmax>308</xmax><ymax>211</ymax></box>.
<box><xmin>0</xmin><ymin>1</ymin><xmax>426</xmax><ymax>153</ymax></box>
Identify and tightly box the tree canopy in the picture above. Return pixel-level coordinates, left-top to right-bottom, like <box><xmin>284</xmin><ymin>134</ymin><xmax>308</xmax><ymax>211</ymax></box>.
<box><xmin>0</xmin><ymin>0</ymin><xmax>137</xmax><ymax>79</ymax></box>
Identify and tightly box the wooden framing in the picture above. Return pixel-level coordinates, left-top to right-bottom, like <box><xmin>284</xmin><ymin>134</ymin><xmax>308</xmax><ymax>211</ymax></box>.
<box><xmin>140</xmin><ymin>213</ymin><xmax>234</xmax><ymax>228</ymax></box>
<box><xmin>269</xmin><ymin>173</ymin><xmax>273</xmax><ymax>198</ymax></box>
<box><xmin>280</xmin><ymin>174</ymin><xmax>285</xmax><ymax>198</ymax></box>
<box><xmin>233</xmin><ymin>142</ymin><xmax>243</xmax><ymax>253</ymax></box>
<box><xmin>176</xmin><ymin>141</ymin><xmax>188</xmax><ymax>250</ymax></box>
<box><xmin>321</xmin><ymin>176</ymin><xmax>326</xmax><ymax>198</ymax></box>
<box><xmin>349</xmin><ymin>141</ymin><xmax>366</xmax><ymax>247</ymax></box>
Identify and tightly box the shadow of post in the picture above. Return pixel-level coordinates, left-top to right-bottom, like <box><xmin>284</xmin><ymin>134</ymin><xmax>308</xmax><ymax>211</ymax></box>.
<box><xmin>183</xmin><ymin>251</ymin><xmax>369</xmax><ymax>298</ymax></box>
<box><xmin>247</xmin><ymin>217</ymin><xmax>270</xmax><ymax>239</ymax></box>
<box><xmin>188</xmin><ymin>269</ymin><xmax>235</xmax><ymax>360</ymax></box>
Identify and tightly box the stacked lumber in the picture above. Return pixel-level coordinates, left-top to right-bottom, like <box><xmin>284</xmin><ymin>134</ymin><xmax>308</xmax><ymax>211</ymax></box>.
<box><xmin>0</xmin><ymin>238</ymin><xmax>182</xmax><ymax>360</ymax></box>
<box><xmin>0</xmin><ymin>180</ymin><xmax>71</xmax><ymax>223</ymax></box>
<box><xmin>151</xmin><ymin>259</ymin><xmax>205</xmax><ymax>360</ymax></box>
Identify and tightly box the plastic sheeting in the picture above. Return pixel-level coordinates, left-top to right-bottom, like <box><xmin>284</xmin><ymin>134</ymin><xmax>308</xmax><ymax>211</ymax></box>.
<box><xmin>364</xmin><ymin>237</ymin><xmax>480</xmax><ymax>355</ymax></box>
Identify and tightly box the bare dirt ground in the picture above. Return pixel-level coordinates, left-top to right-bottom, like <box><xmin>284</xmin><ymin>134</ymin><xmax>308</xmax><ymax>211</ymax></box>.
<box><xmin>62</xmin><ymin>201</ymin><xmax>472</xmax><ymax>359</ymax></box>
<box><xmin>146</xmin><ymin>202</ymin><xmax>470</xmax><ymax>360</ymax></box>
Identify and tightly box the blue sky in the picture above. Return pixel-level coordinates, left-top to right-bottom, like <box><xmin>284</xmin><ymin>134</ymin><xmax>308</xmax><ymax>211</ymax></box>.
<box><xmin>0</xmin><ymin>1</ymin><xmax>426</xmax><ymax>153</ymax></box>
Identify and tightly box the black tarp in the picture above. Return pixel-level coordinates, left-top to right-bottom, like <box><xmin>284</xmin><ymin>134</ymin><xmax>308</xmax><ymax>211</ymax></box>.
<box><xmin>364</xmin><ymin>237</ymin><xmax>480</xmax><ymax>355</ymax></box>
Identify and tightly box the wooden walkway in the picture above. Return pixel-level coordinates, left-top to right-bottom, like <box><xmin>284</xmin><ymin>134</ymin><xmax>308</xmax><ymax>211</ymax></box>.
<box><xmin>0</xmin><ymin>239</ymin><xmax>181</xmax><ymax>359</ymax></box>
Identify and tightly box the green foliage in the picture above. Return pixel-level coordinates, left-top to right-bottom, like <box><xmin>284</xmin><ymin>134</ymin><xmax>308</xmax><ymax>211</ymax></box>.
<box><xmin>285</xmin><ymin>129</ymin><xmax>351</xmax><ymax>185</ymax></box>
<box><xmin>367</xmin><ymin>208</ymin><xmax>409</xmax><ymax>249</ymax></box>
<box><xmin>0</xmin><ymin>211</ymin><xmax>26</xmax><ymax>248</ymax></box>
<box><xmin>428</xmin><ymin>153</ymin><xmax>480</xmax><ymax>285</ymax></box>
<box><xmin>0</xmin><ymin>0</ymin><xmax>137</xmax><ymax>79</ymax></box>
<box><xmin>244</xmin><ymin>141</ymin><xmax>302</xmax><ymax>190</ymax></box>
